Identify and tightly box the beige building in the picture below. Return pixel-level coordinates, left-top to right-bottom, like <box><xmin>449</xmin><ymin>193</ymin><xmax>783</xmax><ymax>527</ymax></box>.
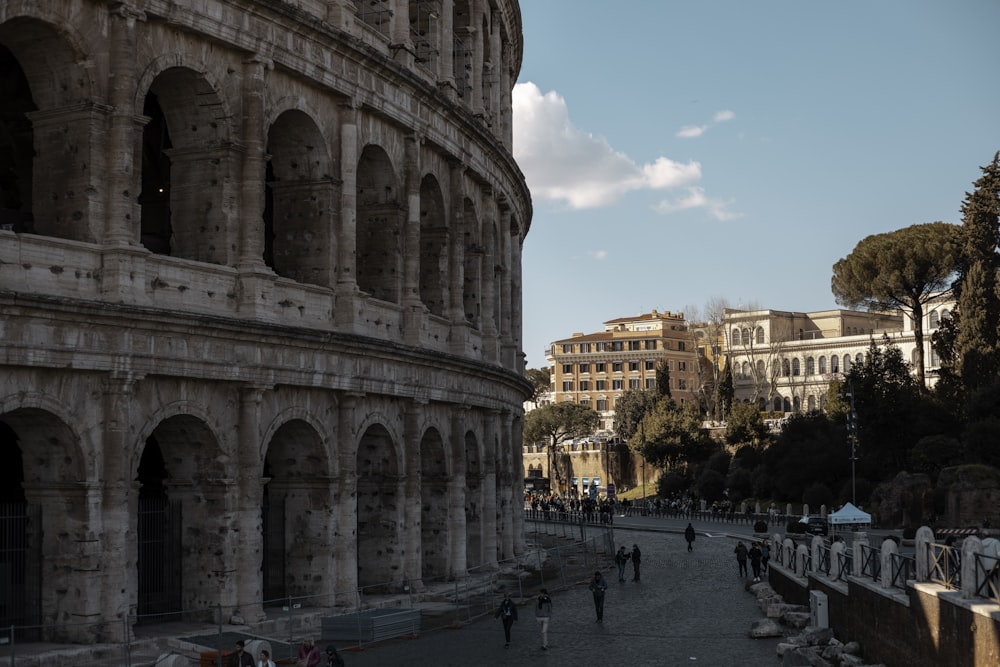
<box><xmin>0</xmin><ymin>0</ymin><xmax>530</xmax><ymax>645</ymax></box>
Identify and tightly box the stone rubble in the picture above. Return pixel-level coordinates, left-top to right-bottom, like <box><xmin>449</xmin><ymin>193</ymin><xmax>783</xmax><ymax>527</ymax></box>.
<box><xmin>745</xmin><ymin>581</ymin><xmax>887</xmax><ymax>666</ymax></box>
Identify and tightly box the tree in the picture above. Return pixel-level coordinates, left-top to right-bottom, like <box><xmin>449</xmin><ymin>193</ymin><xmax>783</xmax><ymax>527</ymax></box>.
<box><xmin>614</xmin><ymin>389</ymin><xmax>658</xmax><ymax>443</ymax></box>
<box><xmin>525</xmin><ymin>367</ymin><xmax>551</xmax><ymax>404</ymax></box>
<box><xmin>636</xmin><ymin>399</ymin><xmax>717</xmax><ymax>472</ymax></box>
<box><xmin>831</xmin><ymin>221</ymin><xmax>961</xmax><ymax>388</ymax></box>
<box><xmin>522</xmin><ymin>402</ymin><xmax>600</xmax><ymax>490</ymax></box>
<box><xmin>716</xmin><ymin>363</ymin><xmax>734</xmax><ymax>419</ymax></box>
<box><xmin>952</xmin><ymin>152</ymin><xmax>1000</xmax><ymax>392</ymax></box>
<box><xmin>725</xmin><ymin>402</ymin><xmax>768</xmax><ymax>448</ymax></box>
<box><xmin>655</xmin><ymin>359</ymin><xmax>672</xmax><ymax>399</ymax></box>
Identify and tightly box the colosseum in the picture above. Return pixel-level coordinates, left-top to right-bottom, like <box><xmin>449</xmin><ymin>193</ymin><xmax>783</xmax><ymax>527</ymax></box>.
<box><xmin>0</xmin><ymin>0</ymin><xmax>531</xmax><ymax>645</ymax></box>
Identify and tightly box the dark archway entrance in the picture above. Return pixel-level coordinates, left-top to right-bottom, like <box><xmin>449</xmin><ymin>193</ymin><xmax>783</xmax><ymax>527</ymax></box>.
<box><xmin>0</xmin><ymin>420</ymin><xmax>40</xmax><ymax>636</ymax></box>
<box><xmin>136</xmin><ymin>436</ymin><xmax>182</xmax><ymax>621</ymax></box>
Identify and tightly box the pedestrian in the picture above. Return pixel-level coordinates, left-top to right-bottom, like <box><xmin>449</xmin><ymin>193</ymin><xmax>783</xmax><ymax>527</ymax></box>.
<box><xmin>296</xmin><ymin>638</ymin><xmax>321</xmax><ymax>667</ymax></box>
<box><xmin>614</xmin><ymin>545</ymin><xmax>630</xmax><ymax>581</ymax></box>
<box><xmin>324</xmin><ymin>645</ymin><xmax>345</xmax><ymax>667</ymax></box>
<box><xmin>631</xmin><ymin>543</ymin><xmax>642</xmax><ymax>581</ymax></box>
<box><xmin>257</xmin><ymin>648</ymin><xmax>276</xmax><ymax>667</ymax></box>
<box><xmin>761</xmin><ymin>540</ymin><xmax>771</xmax><ymax>573</ymax></box>
<box><xmin>734</xmin><ymin>542</ymin><xmax>749</xmax><ymax>578</ymax></box>
<box><xmin>228</xmin><ymin>640</ymin><xmax>254</xmax><ymax>667</ymax></box>
<box><xmin>535</xmin><ymin>588</ymin><xmax>553</xmax><ymax>650</ymax></box>
<box><xmin>494</xmin><ymin>591</ymin><xmax>518</xmax><ymax>647</ymax></box>
<box><xmin>588</xmin><ymin>570</ymin><xmax>607</xmax><ymax>622</ymax></box>
<box><xmin>749</xmin><ymin>541</ymin><xmax>763</xmax><ymax>582</ymax></box>
<box><xmin>685</xmin><ymin>522</ymin><xmax>696</xmax><ymax>552</ymax></box>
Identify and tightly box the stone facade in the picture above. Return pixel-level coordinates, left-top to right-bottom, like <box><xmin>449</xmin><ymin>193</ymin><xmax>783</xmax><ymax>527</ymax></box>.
<box><xmin>0</xmin><ymin>0</ymin><xmax>530</xmax><ymax>644</ymax></box>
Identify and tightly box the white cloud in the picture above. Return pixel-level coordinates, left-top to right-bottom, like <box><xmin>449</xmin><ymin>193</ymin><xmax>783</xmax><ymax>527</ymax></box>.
<box><xmin>589</xmin><ymin>249</ymin><xmax>608</xmax><ymax>260</ymax></box>
<box><xmin>676</xmin><ymin>125</ymin><xmax>707</xmax><ymax>138</ymax></box>
<box><xmin>713</xmin><ymin>110</ymin><xmax>736</xmax><ymax>123</ymax></box>
<box><xmin>513</xmin><ymin>82</ymin><xmax>701</xmax><ymax>209</ymax></box>
<box><xmin>654</xmin><ymin>187</ymin><xmax>741</xmax><ymax>222</ymax></box>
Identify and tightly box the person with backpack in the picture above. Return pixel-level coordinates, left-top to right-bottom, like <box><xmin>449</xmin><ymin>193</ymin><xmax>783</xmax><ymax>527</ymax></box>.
<box><xmin>494</xmin><ymin>591</ymin><xmax>518</xmax><ymax>647</ymax></box>
<box><xmin>734</xmin><ymin>542</ymin><xmax>749</xmax><ymax>578</ymax></box>
<box><xmin>588</xmin><ymin>570</ymin><xmax>608</xmax><ymax>622</ymax></box>
<box><xmin>614</xmin><ymin>545</ymin><xmax>630</xmax><ymax>581</ymax></box>
<box><xmin>535</xmin><ymin>588</ymin><xmax>553</xmax><ymax>650</ymax></box>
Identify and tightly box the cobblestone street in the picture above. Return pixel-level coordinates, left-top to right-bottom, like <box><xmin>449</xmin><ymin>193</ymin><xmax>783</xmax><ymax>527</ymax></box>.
<box><xmin>341</xmin><ymin>522</ymin><xmax>781</xmax><ymax>667</ymax></box>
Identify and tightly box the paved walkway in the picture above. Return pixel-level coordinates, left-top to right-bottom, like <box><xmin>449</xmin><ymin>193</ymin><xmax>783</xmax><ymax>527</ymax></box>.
<box><xmin>340</xmin><ymin>521</ymin><xmax>782</xmax><ymax>667</ymax></box>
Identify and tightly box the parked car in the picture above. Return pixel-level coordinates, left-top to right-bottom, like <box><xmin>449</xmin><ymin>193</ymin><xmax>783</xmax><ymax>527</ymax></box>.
<box><xmin>804</xmin><ymin>515</ymin><xmax>828</xmax><ymax>536</ymax></box>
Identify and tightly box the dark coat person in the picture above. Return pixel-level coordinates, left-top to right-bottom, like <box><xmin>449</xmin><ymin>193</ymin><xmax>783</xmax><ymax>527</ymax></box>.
<box><xmin>685</xmin><ymin>523</ymin><xmax>696</xmax><ymax>552</ymax></box>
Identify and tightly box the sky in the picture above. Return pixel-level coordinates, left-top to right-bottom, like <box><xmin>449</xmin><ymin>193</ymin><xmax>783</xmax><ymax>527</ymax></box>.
<box><xmin>512</xmin><ymin>0</ymin><xmax>1000</xmax><ymax>369</ymax></box>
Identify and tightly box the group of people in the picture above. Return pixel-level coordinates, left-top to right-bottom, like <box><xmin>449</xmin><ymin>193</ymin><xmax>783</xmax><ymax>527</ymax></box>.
<box><xmin>226</xmin><ymin>638</ymin><xmax>345</xmax><ymax>667</ymax></box>
<box><xmin>734</xmin><ymin>540</ymin><xmax>770</xmax><ymax>582</ymax></box>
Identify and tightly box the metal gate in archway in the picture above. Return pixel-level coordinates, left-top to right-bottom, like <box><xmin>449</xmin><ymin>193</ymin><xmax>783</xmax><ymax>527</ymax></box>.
<box><xmin>137</xmin><ymin>496</ymin><xmax>182</xmax><ymax>622</ymax></box>
<box><xmin>0</xmin><ymin>502</ymin><xmax>41</xmax><ymax>637</ymax></box>
<box><xmin>262</xmin><ymin>495</ymin><xmax>286</xmax><ymax>604</ymax></box>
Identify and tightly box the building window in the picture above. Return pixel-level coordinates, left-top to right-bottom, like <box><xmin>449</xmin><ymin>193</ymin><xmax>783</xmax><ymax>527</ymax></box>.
<box><xmin>756</xmin><ymin>327</ymin><xmax>765</xmax><ymax>344</ymax></box>
<box><xmin>562</xmin><ymin>381</ymin><xmax>573</xmax><ymax>391</ymax></box>
<box><xmin>645</xmin><ymin>340</ymin><xmax>657</xmax><ymax>350</ymax></box>
<box><xmin>818</xmin><ymin>356</ymin><xmax>826</xmax><ymax>374</ymax></box>
<box><xmin>678</xmin><ymin>361</ymin><xmax>687</xmax><ymax>371</ymax></box>
<box><xmin>613</xmin><ymin>362</ymin><xmax>623</xmax><ymax>372</ymax></box>
<box><xmin>629</xmin><ymin>340</ymin><xmax>641</xmax><ymax>351</ymax></box>
<box><xmin>562</xmin><ymin>364</ymin><xmax>572</xmax><ymax>374</ymax></box>
<box><xmin>596</xmin><ymin>363</ymin><xmax>606</xmax><ymax>372</ymax></box>
<box><xmin>662</xmin><ymin>340</ymin><xmax>671</xmax><ymax>350</ymax></box>
<box><xmin>831</xmin><ymin>355</ymin><xmax>839</xmax><ymax>373</ymax></box>
<box><xmin>645</xmin><ymin>360</ymin><xmax>655</xmax><ymax>370</ymax></box>
<box><xmin>678</xmin><ymin>379</ymin><xmax>687</xmax><ymax>390</ymax></box>
<box><xmin>629</xmin><ymin>361</ymin><xmax>639</xmax><ymax>372</ymax></box>
<box><xmin>805</xmin><ymin>357</ymin><xmax>814</xmax><ymax>375</ymax></box>
<box><xmin>596</xmin><ymin>380</ymin><xmax>606</xmax><ymax>390</ymax></box>
<box><xmin>580</xmin><ymin>380</ymin><xmax>590</xmax><ymax>391</ymax></box>
<box><xmin>792</xmin><ymin>358</ymin><xmax>800</xmax><ymax>376</ymax></box>
<box><xmin>612</xmin><ymin>341</ymin><xmax>623</xmax><ymax>351</ymax></box>
<box><xmin>645</xmin><ymin>378</ymin><xmax>655</xmax><ymax>389</ymax></box>
<box><xmin>562</xmin><ymin>344</ymin><xmax>573</xmax><ymax>353</ymax></box>
<box><xmin>782</xmin><ymin>359</ymin><xmax>791</xmax><ymax>377</ymax></box>
<box><xmin>580</xmin><ymin>363</ymin><xmax>590</xmax><ymax>373</ymax></box>
<box><xmin>597</xmin><ymin>399</ymin><xmax>608</xmax><ymax>411</ymax></box>
<box><xmin>581</xmin><ymin>397</ymin><xmax>590</xmax><ymax>407</ymax></box>
<box><xmin>843</xmin><ymin>355</ymin><xmax>852</xmax><ymax>372</ymax></box>
<box><xmin>732</xmin><ymin>328</ymin><xmax>741</xmax><ymax>346</ymax></box>
<box><xmin>678</xmin><ymin>341</ymin><xmax>685</xmax><ymax>351</ymax></box>
<box><xmin>580</xmin><ymin>343</ymin><xmax>591</xmax><ymax>352</ymax></box>
<box><xmin>613</xmin><ymin>379</ymin><xmax>623</xmax><ymax>390</ymax></box>
<box><xmin>629</xmin><ymin>378</ymin><xmax>640</xmax><ymax>389</ymax></box>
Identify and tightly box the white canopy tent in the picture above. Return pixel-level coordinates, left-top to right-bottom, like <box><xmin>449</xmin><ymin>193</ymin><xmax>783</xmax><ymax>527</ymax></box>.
<box><xmin>828</xmin><ymin>502</ymin><xmax>871</xmax><ymax>528</ymax></box>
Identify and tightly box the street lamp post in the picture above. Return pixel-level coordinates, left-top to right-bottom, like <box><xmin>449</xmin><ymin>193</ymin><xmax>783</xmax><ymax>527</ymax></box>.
<box><xmin>846</xmin><ymin>381</ymin><xmax>858</xmax><ymax>505</ymax></box>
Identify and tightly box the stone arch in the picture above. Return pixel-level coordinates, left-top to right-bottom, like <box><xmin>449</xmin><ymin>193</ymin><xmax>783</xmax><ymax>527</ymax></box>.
<box><xmin>356</xmin><ymin>144</ymin><xmax>403</xmax><ymax>303</ymax></box>
<box><xmin>462</xmin><ymin>197</ymin><xmax>481</xmax><ymax>327</ymax></box>
<box><xmin>356</xmin><ymin>422</ymin><xmax>403</xmax><ymax>590</ymax></box>
<box><xmin>464</xmin><ymin>429</ymin><xmax>482</xmax><ymax>567</ymax></box>
<box><xmin>419</xmin><ymin>173</ymin><xmax>449</xmax><ymax>316</ymax></box>
<box><xmin>420</xmin><ymin>427</ymin><xmax>449</xmax><ymax>581</ymax></box>
<box><xmin>138</xmin><ymin>60</ymin><xmax>237</xmax><ymax>264</ymax></box>
<box><xmin>135</xmin><ymin>413</ymin><xmax>226</xmax><ymax>620</ymax></box>
<box><xmin>262</xmin><ymin>418</ymin><xmax>333</xmax><ymax>600</ymax></box>
<box><xmin>265</xmin><ymin>109</ymin><xmax>337</xmax><ymax>287</ymax></box>
<box><xmin>0</xmin><ymin>15</ymin><xmax>94</xmax><ymax>109</ymax></box>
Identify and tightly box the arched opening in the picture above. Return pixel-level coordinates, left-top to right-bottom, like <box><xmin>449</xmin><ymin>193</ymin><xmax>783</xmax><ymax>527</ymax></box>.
<box><xmin>139</xmin><ymin>92</ymin><xmax>173</xmax><ymax>254</ymax></box>
<box><xmin>462</xmin><ymin>198</ymin><xmax>481</xmax><ymax>327</ymax></box>
<box><xmin>356</xmin><ymin>423</ymin><xmax>402</xmax><ymax>590</ymax></box>
<box><xmin>419</xmin><ymin>174</ymin><xmax>448</xmax><ymax>316</ymax></box>
<box><xmin>0</xmin><ymin>419</ymin><xmax>39</xmax><ymax>637</ymax></box>
<box><xmin>0</xmin><ymin>42</ymin><xmax>36</xmax><ymax>233</ymax></box>
<box><xmin>420</xmin><ymin>428</ymin><xmax>449</xmax><ymax>581</ymax></box>
<box><xmin>356</xmin><ymin>145</ymin><xmax>402</xmax><ymax>303</ymax></box>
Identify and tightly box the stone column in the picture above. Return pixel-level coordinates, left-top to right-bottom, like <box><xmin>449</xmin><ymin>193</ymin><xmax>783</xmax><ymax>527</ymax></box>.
<box><xmin>498</xmin><ymin>410</ymin><xmax>514</xmax><ymax>560</ymax></box>
<box><xmin>334</xmin><ymin>394</ymin><xmax>360</xmax><ymax>605</ymax></box>
<box><xmin>234</xmin><ymin>386</ymin><xmax>266</xmax><ymax>622</ymax></box>
<box><xmin>469</xmin><ymin>0</ymin><xmax>483</xmax><ymax>114</ymax></box>
<box><xmin>479</xmin><ymin>195</ymin><xmax>498</xmax><ymax>361</ymax></box>
<box><xmin>238</xmin><ymin>56</ymin><xmax>271</xmax><ymax>268</ymax></box>
<box><xmin>105</xmin><ymin>2</ymin><xmax>145</xmax><ymax>245</ymax></box>
<box><xmin>448</xmin><ymin>408</ymin><xmax>468</xmax><ymax>577</ymax></box>
<box><xmin>335</xmin><ymin>102</ymin><xmax>360</xmax><ymax>329</ymax></box>
<box><xmin>101</xmin><ymin>371</ymin><xmax>140</xmax><ymax>642</ymax></box>
<box><xmin>326</xmin><ymin>0</ymin><xmax>358</xmax><ymax>34</ymax></box>
<box><xmin>481</xmin><ymin>410</ymin><xmax>499</xmax><ymax>568</ymax></box>
<box><xmin>448</xmin><ymin>162</ymin><xmax>467</xmax><ymax>353</ymax></box>
<box><xmin>488</xmin><ymin>9</ymin><xmax>502</xmax><ymax>126</ymax></box>
<box><xmin>510</xmin><ymin>411</ymin><xmax>526</xmax><ymax>555</ymax></box>
<box><xmin>509</xmin><ymin>221</ymin><xmax>524</xmax><ymax>371</ymax></box>
<box><xmin>401</xmin><ymin>135</ymin><xmax>424</xmax><ymax>344</ymax></box>
<box><xmin>403</xmin><ymin>401</ymin><xmax>425</xmax><ymax>590</ymax></box>
<box><xmin>438</xmin><ymin>0</ymin><xmax>455</xmax><ymax>90</ymax></box>
<box><xmin>389</xmin><ymin>0</ymin><xmax>411</xmax><ymax>62</ymax></box>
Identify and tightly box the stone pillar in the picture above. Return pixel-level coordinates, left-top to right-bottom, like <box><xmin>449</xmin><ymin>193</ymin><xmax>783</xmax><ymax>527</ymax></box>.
<box><xmin>403</xmin><ymin>400</ymin><xmax>425</xmax><ymax>590</ymax></box>
<box><xmin>509</xmin><ymin>221</ymin><xmax>523</xmax><ymax>371</ymax></box>
<box><xmin>438</xmin><ymin>0</ymin><xmax>455</xmax><ymax>90</ymax></box>
<box><xmin>389</xmin><ymin>0</ymin><xmax>411</xmax><ymax>62</ymax></box>
<box><xmin>401</xmin><ymin>135</ymin><xmax>424</xmax><ymax>344</ymax></box>
<box><xmin>469</xmin><ymin>1</ymin><xmax>483</xmax><ymax>115</ymax></box>
<box><xmin>510</xmin><ymin>411</ymin><xmax>526</xmax><ymax>555</ymax></box>
<box><xmin>334</xmin><ymin>394</ymin><xmax>360</xmax><ymax>605</ymax></box>
<box><xmin>479</xmin><ymin>196</ymin><xmax>498</xmax><ymax>361</ymax></box>
<box><xmin>481</xmin><ymin>410</ymin><xmax>498</xmax><ymax>568</ymax></box>
<box><xmin>238</xmin><ymin>55</ymin><xmax>271</xmax><ymax>268</ymax></box>
<box><xmin>101</xmin><ymin>371</ymin><xmax>140</xmax><ymax>642</ymax></box>
<box><xmin>960</xmin><ymin>535</ymin><xmax>981</xmax><ymax>600</ymax></box>
<box><xmin>336</xmin><ymin>103</ymin><xmax>359</xmax><ymax>293</ymax></box>
<box><xmin>488</xmin><ymin>9</ymin><xmax>502</xmax><ymax>125</ymax></box>
<box><xmin>326</xmin><ymin>0</ymin><xmax>358</xmax><ymax>34</ymax></box>
<box><xmin>879</xmin><ymin>538</ymin><xmax>898</xmax><ymax>588</ymax></box>
<box><xmin>914</xmin><ymin>526</ymin><xmax>934</xmax><ymax>581</ymax></box>
<box><xmin>234</xmin><ymin>386</ymin><xmax>266</xmax><ymax>622</ymax></box>
<box><xmin>448</xmin><ymin>409</ymin><xmax>468</xmax><ymax>577</ymax></box>
<box><xmin>448</xmin><ymin>162</ymin><xmax>467</xmax><ymax>353</ymax></box>
<box><xmin>105</xmin><ymin>2</ymin><xmax>145</xmax><ymax>245</ymax></box>
<box><xmin>852</xmin><ymin>533</ymin><xmax>870</xmax><ymax>577</ymax></box>
<box><xmin>498</xmin><ymin>410</ymin><xmax>514</xmax><ymax>560</ymax></box>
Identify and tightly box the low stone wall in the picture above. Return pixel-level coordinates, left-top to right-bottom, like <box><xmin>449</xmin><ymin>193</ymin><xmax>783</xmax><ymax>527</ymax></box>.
<box><xmin>769</xmin><ymin>564</ymin><xmax>1000</xmax><ymax>666</ymax></box>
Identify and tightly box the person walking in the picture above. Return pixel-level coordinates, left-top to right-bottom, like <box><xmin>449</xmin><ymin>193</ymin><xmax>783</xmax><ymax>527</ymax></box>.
<box><xmin>749</xmin><ymin>541</ymin><xmax>763</xmax><ymax>582</ymax></box>
<box><xmin>297</xmin><ymin>638</ymin><xmax>321</xmax><ymax>667</ymax></box>
<box><xmin>494</xmin><ymin>591</ymin><xmax>518</xmax><ymax>647</ymax></box>
<box><xmin>614</xmin><ymin>545</ymin><xmax>630</xmax><ymax>581</ymax></box>
<box><xmin>535</xmin><ymin>589</ymin><xmax>553</xmax><ymax>650</ymax></box>
<box><xmin>761</xmin><ymin>540</ymin><xmax>771</xmax><ymax>573</ymax></box>
<box><xmin>324</xmin><ymin>646</ymin><xmax>345</xmax><ymax>667</ymax></box>
<box><xmin>257</xmin><ymin>648</ymin><xmax>276</xmax><ymax>667</ymax></box>
<box><xmin>734</xmin><ymin>542</ymin><xmax>749</xmax><ymax>578</ymax></box>
<box><xmin>588</xmin><ymin>570</ymin><xmax>608</xmax><ymax>622</ymax></box>
<box><xmin>685</xmin><ymin>523</ymin><xmax>696</xmax><ymax>552</ymax></box>
<box><xmin>631</xmin><ymin>544</ymin><xmax>642</xmax><ymax>581</ymax></box>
